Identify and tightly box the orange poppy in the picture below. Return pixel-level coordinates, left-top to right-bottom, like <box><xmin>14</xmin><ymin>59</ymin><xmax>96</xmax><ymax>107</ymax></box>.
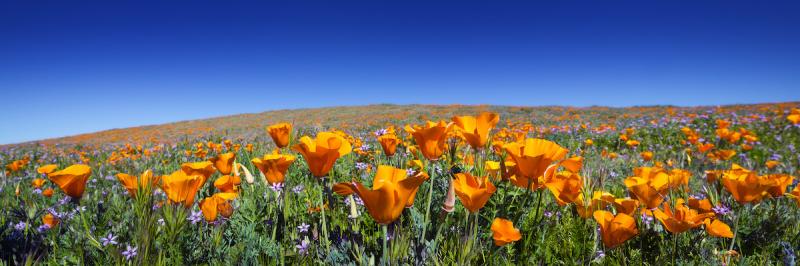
<box><xmin>452</xmin><ymin>112</ymin><xmax>500</xmax><ymax>149</ymax></box>
<box><xmin>404</xmin><ymin>121</ymin><xmax>453</xmax><ymax>160</ymax></box>
<box><xmin>267</xmin><ymin>122</ymin><xmax>292</xmax><ymax>148</ymax></box>
<box><xmin>42</xmin><ymin>213</ymin><xmax>60</xmax><ymax>228</ymax></box>
<box><xmin>180</xmin><ymin>161</ymin><xmax>216</xmax><ymax>184</ymax></box>
<box><xmin>161</xmin><ymin>169</ymin><xmax>205</xmax><ymax>208</ymax></box>
<box><xmin>613</xmin><ymin>197</ymin><xmax>640</xmax><ymax>216</ymax></box>
<box><xmin>544</xmin><ymin>171</ymin><xmax>583</xmax><ymax>206</ymax></box>
<box><xmin>687</xmin><ymin>197</ymin><xmax>714</xmax><ymax>214</ymax></box>
<box><xmin>575</xmin><ymin>191</ymin><xmax>616</xmax><ymax>218</ymax></box>
<box><xmin>47</xmin><ymin>164</ymin><xmax>92</xmax><ymax>199</ymax></box>
<box><xmin>452</xmin><ymin>172</ymin><xmax>496</xmax><ymax>213</ymax></box>
<box><xmin>719</xmin><ymin>164</ymin><xmax>775</xmax><ymax>203</ymax></box>
<box><xmin>251</xmin><ymin>152</ymin><xmax>296</xmax><ymax>184</ymax></box>
<box><xmin>31</xmin><ymin>178</ymin><xmax>46</xmax><ymax>188</ymax></box>
<box><xmin>377</xmin><ymin>134</ymin><xmax>401</xmax><ymax>157</ymax></box>
<box><xmin>765</xmin><ymin>173</ymin><xmax>795</xmax><ymax>197</ymax></box>
<box><xmin>42</xmin><ymin>188</ymin><xmax>54</xmax><ymax>197</ymax></box>
<box><xmin>640</xmin><ymin>151</ymin><xmax>653</xmax><ymax>161</ymax></box>
<box><xmin>333</xmin><ymin>165</ymin><xmax>428</xmax><ymax>224</ymax></box>
<box><xmin>704</xmin><ymin>219</ymin><xmax>733</xmax><ymax>238</ymax></box>
<box><xmin>653</xmin><ymin>200</ymin><xmax>714</xmax><ymax>234</ymax></box>
<box><xmin>788</xmin><ymin>108</ymin><xmax>800</xmax><ymax>124</ymax></box>
<box><xmin>490</xmin><ymin>218</ymin><xmax>522</xmax><ymax>246</ymax></box>
<box><xmin>503</xmin><ymin>138</ymin><xmax>580</xmax><ymax>190</ymax></box>
<box><xmin>624</xmin><ymin>167</ymin><xmax>669</xmax><ymax>209</ymax></box>
<box><xmin>593</xmin><ymin>210</ymin><xmax>638</xmax><ymax>249</ymax></box>
<box><xmin>210</xmin><ymin>152</ymin><xmax>236</xmax><ymax>175</ymax></box>
<box><xmin>200</xmin><ymin>192</ymin><xmax>238</xmax><ymax>222</ymax></box>
<box><xmin>293</xmin><ymin>131</ymin><xmax>352</xmax><ymax>177</ymax></box>
<box><xmin>213</xmin><ymin>175</ymin><xmax>241</xmax><ymax>193</ymax></box>
<box><xmin>116</xmin><ymin>169</ymin><xmax>160</xmax><ymax>198</ymax></box>
<box><xmin>37</xmin><ymin>164</ymin><xmax>58</xmax><ymax>175</ymax></box>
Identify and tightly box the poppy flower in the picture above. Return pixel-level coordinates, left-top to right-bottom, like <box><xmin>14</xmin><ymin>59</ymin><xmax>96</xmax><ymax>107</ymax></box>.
<box><xmin>708</xmin><ymin>149</ymin><xmax>737</xmax><ymax>161</ymax></box>
<box><xmin>333</xmin><ymin>165</ymin><xmax>429</xmax><ymax>224</ymax></box>
<box><xmin>696</xmin><ymin>143</ymin><xmax>715</xmax><ymax>153</ymax></box>
<box><xmin>31</xmin><ymin>178</ymin><xmax>46</xmax><ymax>188</ymax></box>
<box><xmin>624</xmin><ymin>167</ymin><xmax>669</xmax><ymax>209</ymax></box>
<box><xmin>625</xmin><ymin>140</ymin><xmax>640</xmax><ymax>147</ymax></box>
<box><xmin>116</xmin><ymin>170</ymin><xmax>160</xmax><ymax>198</ymax></box>
<box><xmin>719</xmin><ymin>164</ymin><xmax>775</xmax><ymax>203</ymax></box>
<box><xmin>42</xmin><ymin>188</ymin><xmax>54</xmax><ymax>197</ymax></box>
<box><xmin>790</xmin><ymin>185</ymin><xmax>800</xmax><ymax>207</ymax></box>
<box><xmin>490</xmin><ymin>218</ymin><xmax>522</xmax><ymax>246</ymax></box>
<box><xmin>42</xmin><ymin>213</ymin><xmax>60</xmax><ymax>228</ymax></box>
<box><xmin>251</xmin><ymin>152</ymin><xmax>296</xmax><ymax>184</ymax></box>
<box><xmin>180</xmin><ymin>161</ymin><xmax>216</xmax><ymax>184</ymax></box>
<box><xmin>544</xmin><ymin>171</ymin><xmax>583</xmax><ymax>206</ymax></box>
<box><xmin>452</xmin><ymin>172</ymin><xmax>496</xmax><ymax>213</ymax></box>
<box><xmin>640</xmin><ymin>151</ymin><xmax>653</xmax><ymax>161</ymax></box>
<box><xmin>765</xmin><ymin>160</ymin><xmax>779</xmax><ymax>169</ymax></box>
<box><xmin>47</xmin><ymin>164</ymin><xmax>92</xmax><ymax>199</ymax></box>
<box><xmin>213</xmin><ymin>175</ymin><xmax>241</xmax><ymax>193</ymax></box>
<box><xmin>267</xmin><ymin>122</ymin><xmax>292</xmax><ymax>148</ymax></box>
<box><xmin>200</xmin><ymin>192</ymin><xmax>238</xmax><ymax>222</ymax></box>
<box><xmin>293</xmin><ymin>131</ymin><xmax>352</xmax><ymax>178</ymax></box>
<box><xmin>452</xmin><ymin>112</ymin><xmax>500</xmax><ymax>149</ymax></box>
<box><xmin>687</xmin><ymin>197</ymin><xmax>714</xmax><ymax>214</ymax></box>
<box><xmin>584</xmin><ymin>139</ymin><xmax>594</xmax><ymax>146</ymax></box>
<box><xmin>377</xmin><ymin>134</ymin><xmax>401</xmax><ymax>157</ymax></box>
<box><xmin>667</xmin><ymin>169</ymin><xmax>691</xmax><ymax>189</ymax></box>
<box><xmin>704</xmin><ymin>219</ymin><xmax>733</xmax><ymax>238</ymax></box>
<box><xmin>788</xmin><ymin>108</ymin><xmax>800</xmax><ymax>124</ymax></box>
<box><xmin>37</xmin><ymin>164</ymin><xmax>58</xmax><ymax>175</ymax></box>
<box><xmin>653</xmin><ymin>200</ymin><xmax>715</xmax><ymax>234</ymax></box>
<box><xmin>503</xmin><ymin>138</ymin><xmax>580</xmax><ymax>190</ymax></box>
<box><xmin>765</xmin><ymin>174</ymin><xmax>794</xmax><ymax>197</ymax></box>
<box><xmin>593</xmin><ymin>210</ymin><xmax>638</xmax><ymax>249</ymax></box>
<box><xmin>575</xmin><ymin>191</ymin><xmax>616</xmax><ymax>218</ymax></box>
<box><xmin>613</xmin><ymin>197</ymin><xmax>640</xmax><ymax>216</ymax></box>
<box><xmin>161</xmin><ymin>170</ymin><xmax>205</xmax><ymax>208</ymax></box>
<box><xmin>404</xmin><ymin>121</ymin><xmax>453</xmax><ymax>160</ymax></box>
<box><xmin>210</xmin><ymin>152</ymin><xmax>236</xmax><ymax>175</ymax></box>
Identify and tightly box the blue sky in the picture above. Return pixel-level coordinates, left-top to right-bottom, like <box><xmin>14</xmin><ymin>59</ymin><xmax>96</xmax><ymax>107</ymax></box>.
<box><xmin>1</xmin><ymin>1</ymin><xmax>799</xmax><ymax>144</ymax></box>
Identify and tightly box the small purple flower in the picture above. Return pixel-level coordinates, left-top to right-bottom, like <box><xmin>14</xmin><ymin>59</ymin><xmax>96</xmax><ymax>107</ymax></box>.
<box><xmin>33</xmin><ymin>188</ymin><xmax>42</xmax><ymax>194</ymax></box>
<box><xmin>374</xmin><ymin>129</ymin><xmax>388</xmax><ymax>137</ymax></box>
<box><xmin>121</xmin><ymin>245</ymin><xmax>138</xmax><ymax>260</ymax></box>
<box><xmin>37</xmin><ymin>224</ymin><xmax>51</xmax><ymax>232</ymax></box>
<box><xmin>270</xmin><ymin>182</ymin><xmax>284</xmax><ymax>193</ymax></box>
<box><xmin>406</xmin><ymin>168</ymin><xmax>415</xmax><ymax>176</ymax></box>
<box><xmin>543</xmin><ymin>211</ymin><xmax>553</xmax><ymax>218</ymax></box>
<box><xmin>297</xmin><ymin>223</ymin><xmax>310</xmax><ymax>233</ymax></box>
<box><xmin>14</xmin><ymin>221</ymin><xmax>27</xmax><ymax>231</ymax></box>
<box><xmin>296</xmin><ymin>239</ymin><xmax>310</xmax><ymax>254</ymax></box>
<box><xmin>157</xmin><ymin>218</ymin><xmax>165</xmax><ymax>226</ymax></box>
<box><xmin>292</xmin><ymin>185</ymin><xmax>304</xmax><ymax>193</ymax></box>
<box><xmin>359</xmin><ymin>144</ymin><xmax>370</xmax><ymax>152</ymax></box>
<box><xmin>713</xmin><ymin>205</ymin><xmax>732</xmax><ymax>216</ymax></box>
<box><xmin>100</xmin><ymin>233</ymin><xmax>118</xmax><ymax>246</ymax></box>
<box><xmin>355</xmin><ymin>162</ymin><xmax>368</xmax><ymax>171</ymax></box>
<box><xmin>188</xmin><ymin>210</ymin><xmax>203</xmax><ymax>224</ymax></box>
<box><xmin>641</xmin><ymin>213</ymin><xmax>654</xmax><ymax>225</ymax></box>
<box><xmin>58</xmin><ymin>196</ymin><xmax>71</xmax><ymax>205</ymax></box>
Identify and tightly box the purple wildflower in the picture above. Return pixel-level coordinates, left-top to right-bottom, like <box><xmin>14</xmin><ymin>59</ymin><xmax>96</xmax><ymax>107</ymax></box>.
<box><xmin>100</xmin><ymin>233</ymin><xmax>118</xmax><ymax>246</ymax></box>
<box><xmin>121</xmin><ymin>245</ymin><xmax>138</xmax><ymax>261</ymax></box>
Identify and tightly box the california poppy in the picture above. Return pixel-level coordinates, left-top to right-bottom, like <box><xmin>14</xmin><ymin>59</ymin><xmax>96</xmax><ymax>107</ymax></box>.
<box><xmin>640</xmin><ymin>151</ymin><xmax>653</xmax><ymax>161</ymax></box>
<box><xmin>503</xmin><ymin>138</ymin><xmax>580</xmax><ymax>190</ymax></box>
<box><xmin>788</xmin><ymin>108</ymin><xmax>800</xmax><ymax>124</ymax></box>
<box><xmin>653</xmin><ymin>200</ymin><xmax>714</xmax><ymax>234</ymax></box>
<box><xmin>452</xmin><ymin>112</ymin><xmax>500</xmax><ymax>149</ymax></box>
<box><xmin>687</xmin><ymin>197</ymin><xmax>714</xmax><ymax>214</ymax></box>
<box><xmin>161</xmin><ymin>170</ymin><xmax>205</xmax><ymax>208</ymax></box>
<box><xmin>719</xmin><ymin>164</ymin><xmax>775</xmax><ymax>203</ymax></box>
<box><xmin>213</xmin><ymin>175</ymin><xmax>241</xmax><ymax>193</ymax></box>
<box><xmin>116</xmin><ymin>169</ymin><xmax>160</xmax><ymax>198</ymax></box>
<box><xmin>377</xmin><ymin>134</ymin><xmax>400</xmax><ymax>157</ymax></box>
<box><xmin>404</xmin><ymin>121</ymin><xmax>453</xmax><ymax>160</ymax></box>
<box><xmin>267</xmin><ymin>122</ymin><xmax>292</xmax><ymax>148</ymax></box>
<box><xmin>293</xmin><ymin>131</ymin><xmax>352</xmax><ymax>177</ymax></box>
<box><xmin>333</xmin><ymin>165</ymin><xmax>428</xmax><ymax>224</ymax></box>
<box><xmin>200</xmin><ymin>192</ymin><xmax>238</xmax><ymax>222</ymax></box>
<box><xmin>42</xmin><ymin>213</ymin><xmax>60</xmax><ymax>228</ymax></box>
<box><xmin>613</xmin><ymin>197</ymin><xmax>640</xmax><ymax>216</ymax></box>
<box><xmin>544</xmin><ymin>171</ymin><xmax>583</xmax><ymax>206</ymax></box>
<box><xmin>593</xmin><ymin>210</ymin><xmax>638</xmax><ymax>248</ymax></box>
<box><xmin>490</xmin><ymin>218</ymin><xmax>522</xmax><ymax>246</ymax></box>
<box><xmin>180</xmin><ymin>161</ymin><xmax>216</xmax><ymax>184</ymax></box>
<box><xmin>765</xmin><ymin>173</ymin><xmax>794</xmax><ymax>197</ymax></box>
<box><xmin>575</xmin><ymin>191</ymin><xmax>616</xmax><ymax>218</ymax></box>
<box><xmin>624</xmin><ymin>167</ymin><xmax>669</xmax><ymax>209</ymax></box>
<box><xmin>704</xmin><ymin>219</ymin><xmax>733</xmax><ymax>238</ymax></box>
<box><xmin>37</xmin><ymin>164</ymin><xmax>58</xmax><ymax>175</ymax></box>
<box><xmin>42</xmin><ymin>188</ymin><xmax>54</xmax><ymax>197</ymax></box>
<box><xmin>32</xmin><ymin>178</ymin><xmax>46</xmax><ymax>188</ymax></box>
<box><xmin>47</xmin><ymin>164</ymin><xmax>92</xmax><ymax>199</ymax></box>
<box><xmin>251</xmin><ymin>152</ymin><xmax>296</xmax><ymax>184</ymax></box>
<box><xmin>452</xmin><ymin>172</ymin><xmax>496</xmax><ymax>213</ymax></box>
<box><xmin>210</xmin><ymin>152</ymin><xmax>236</xmax><ymax>175</ymax></box>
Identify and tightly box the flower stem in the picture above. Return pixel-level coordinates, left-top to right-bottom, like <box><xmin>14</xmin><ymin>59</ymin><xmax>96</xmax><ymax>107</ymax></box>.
<box><xmin>382</xmin><ymin>224</ymin><xmax>389</xmax><ymax>265</ymax></box>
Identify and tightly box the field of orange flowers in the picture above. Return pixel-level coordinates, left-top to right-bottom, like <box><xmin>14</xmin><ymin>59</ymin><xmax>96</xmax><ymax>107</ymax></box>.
<box><xmin>2</xmin><ymin>103</ymin><xmax>800</xmax><ymax>265</ymax></box>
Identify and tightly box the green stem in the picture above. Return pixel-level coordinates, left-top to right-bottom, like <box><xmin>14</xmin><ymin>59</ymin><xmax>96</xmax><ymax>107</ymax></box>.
<box><xmin>382</xmin><ymin>224</ymin><xmax>389</xmax><ymax>265</ymax></box>
<box><xmin>319</xmin><ymin>177</ymin><xmax>329</xmax><ymax>253</ymax></box>
<box><xmin>420</xmin><ymin>165</ymin><xmax>435</xmax><ymax>245</ymax></box>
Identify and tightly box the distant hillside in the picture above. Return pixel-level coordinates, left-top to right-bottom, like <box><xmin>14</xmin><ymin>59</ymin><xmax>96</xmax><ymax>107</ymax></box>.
<box><xmin>6</xmin><ymin>103</ymin><xmax>798</xmax><ymax>148</ymax></box>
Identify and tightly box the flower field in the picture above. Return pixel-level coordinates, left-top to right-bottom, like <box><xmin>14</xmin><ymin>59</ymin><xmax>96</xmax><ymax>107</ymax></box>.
<box><xmin>2</xmin><ymin>103</ymin><xmax>800</xmax><ymax>265</ymax></box>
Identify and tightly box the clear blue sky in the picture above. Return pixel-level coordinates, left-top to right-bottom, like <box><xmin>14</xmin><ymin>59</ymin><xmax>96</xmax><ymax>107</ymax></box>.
<box><xmin>1</xmin><ymin>1</ymin><xmax>799</xmax><ymax>144</ymax></box>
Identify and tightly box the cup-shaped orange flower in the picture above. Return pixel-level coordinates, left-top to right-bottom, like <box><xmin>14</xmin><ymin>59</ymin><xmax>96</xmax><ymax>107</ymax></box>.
<box><xmin>452</xmin><ymin>172</ymin><xmax>496</xmax><ymax>213</ymax></box>
<box><xmin>687</xmin><ymin>197</ymin><xmax>714</xmax><ymax>214</ymax></box>
<box><xmin>490</xmin><ymin>218</ymin><xmax>522</xmax><ymax>246</ymax></box>
<box><xmin>200</xmin><ymin>192</ymin><xmax>238</xmax><ymax>222</ymax></box>
<box><xmin>267</xmin><ymin>122</ymin><xmax>292</xmax><ymax>148</ymax></box>
<box><xmin>333</xmin><ymin>165</ymin><xmax>429</xmax><ymax>224</ymax></box>
<box><xmin>704</xmin><ymin>219</ymin><xmax>733</xmax><ymax>238</ymax></box>
<box><xmin>181</xmin><ymin>161</ymin><xmax>216</xmax><ymax>184</ymax></box>
<box><xmin>213</xmin><ymin>175</ymin><xmax>241</xmax><ymax>193</ymax></box>
<box><xmin>653</xmin><ymin>200</ymin><xmax>715</xmax><ymax>234</ymax></box>
<box><xmin>575</xmin><ymin>191</ymin><xmax>616</xmax><ymax>218</ymax></box>
<box><xmin>544</xmin><ymin>171</ymin><xmax>583</xmax><ymax>206</ymax></box>
<box><xmin>788</xmin><ymin>108</ymin><xmax>800</xmax><ymax>124</ymax></box>
<box><xmin>377</xmin><ymin>134</ymin><xmax>400</xmax><ymax>157</ymax></box>
<box><xmin>452</xmin><ymin>112</ymin><xmax>500</xmax><ymax>149</ymax></box>
<box><xmin>404</xmin><ymin>121</ymin><xmax>453</xmax><ymax>160</ymax></box>
<box><xmin>613</xmin><ymin>197</ymin><xmax>640</xmax><ymax>216</ymax></box>
<box><xmin>251</xmin><ymin>152</ymin><xmax>296</xmax><ymax>184</ymax></box>
<box><xmin>161</xmin><ymin>170</ymin><xmax>205</xmax><ymax>208</ymax></box>
<box><xmin>210</xmin><ymin>152</ymin><xmax>236</xmax><ymax>175</ymax></box>
<box><xmin>116</xmin><ymin>170</ymin><xmax>160</xmax><ymax>198</ymax></box>
<box><xmin>292</xmin><ymin>132</ymin><xmax>352</xmax><ymax>177</ymax></box>
<box><xmin>503</xmin><ymin>138</ymin><xmax>579</xmax><ymax>190</ymax></box>
<box><xmin>719</xmin><ymin>164</ymin><xmax>775</xmax><ymax>203</ymax></box>
<box><xmin>765</xmin><ymin>173</ymin><xmax>795</xmax><ymax>197</ymax></box>
<box><xmin>47</xmin><ymin>164</ymin><xmax>92</xmax><ymax>199</ymax></box>
<box><xmin>32</xmin><ymin>178</ymin><xmax>46</xmax><ymax>188</ymax></box>
<box><xmin>37</xmin><ymin>164</ymin><xmax>58</xmax><ymax>175</ymax></box>
<box><xmin>624</xmin><ymin>167</ymin><xmax>669</xmax><ymax>209</ymax></box>
<box><xmin>42</xmin><ymin>213</ymin><xmax>60</xmax><ymax>228</ymax></box>
<box><xmin>593</xmin><ymin>210</ymin><xmax>638</xmax><ymax>249</ymax></box>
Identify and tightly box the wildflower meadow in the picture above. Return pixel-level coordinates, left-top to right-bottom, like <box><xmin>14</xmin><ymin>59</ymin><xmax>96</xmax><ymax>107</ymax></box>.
<box><xmin>2</xmin><ymin>103</ymin><xmax>800</xmax><ymax>265</ymax></box>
